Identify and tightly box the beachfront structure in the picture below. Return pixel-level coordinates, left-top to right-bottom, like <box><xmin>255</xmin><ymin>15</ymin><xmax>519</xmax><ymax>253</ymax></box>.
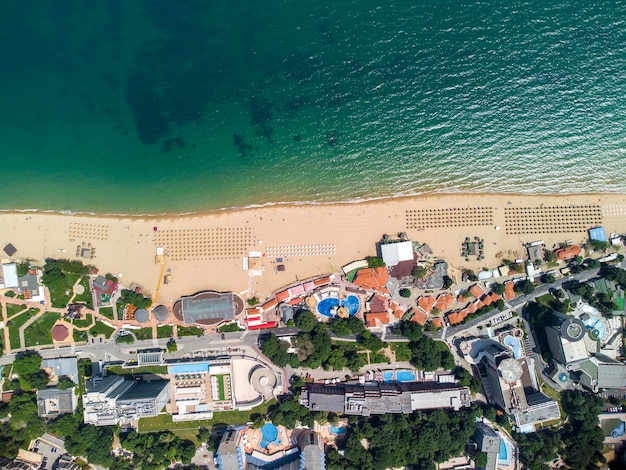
<box><xmin>173</xmin><ymin>290</ymin><xmax>245</xmax><ymax>326</ymax></box>
<box><xmin>589</xmin><ymin>226</ymin><xmax>608</xmax><ymax>243</ymax></box>
<box><xmin>1</xmin><ymin>262</ymin><xmax>18</xmax><ymax>289</ymax></box>
<box><xmin>478</xmin><ymin>345</ymin><xmax>560</xmax><ymax>432</ymax></box>
<box><xmin>36</xmin><ymin>387</ymin><xmax>77</xmax><ymax>418</ymax></box>
<box><xmin>380</xmin><ymin>240</ymin><xmax>414</xmax><ymax>267</ymax></box>
<box><xmin>216</xmin><ymin>426</ymin><xmax>325</xmax><ymax>470</ymax></box>
<box><xmin>299</xmin><ymin>381</ymin><xmax>471</xmax><ymax>416</ymax></box>
<box><xmin>83</xmin><ymin>375</ymin><xmax>170</xmax><ymax>426</ymax></box>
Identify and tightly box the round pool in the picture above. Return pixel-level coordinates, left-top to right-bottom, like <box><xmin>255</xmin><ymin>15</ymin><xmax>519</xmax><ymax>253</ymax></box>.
<box><xmin>317</xmin><ymin>295</ymin><xmax>359</xmax><ymax>317</ymax></box>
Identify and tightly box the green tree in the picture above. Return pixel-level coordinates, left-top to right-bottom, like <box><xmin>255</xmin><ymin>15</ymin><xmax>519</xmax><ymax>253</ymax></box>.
<box><xmin>399</xmin><ymin>288</ymin><xmax>411</xmax><ymax>298</ymax></box>
<box><xmin>473</xmin><ymin>452</ymin><xmax>488</xmax><ymax>467</ymax></box>
<box><xmin>412</xmin><ymin>266</ymin><xmax>428</xmax><ymax>279</ymax></box>
<box><xmin>541</xmin><ymin>273</ymin><xmax>556</xmax><ymax>284</ymax></box>
<box><xmin>544</xmin><ymin>250</ymin><xmax>556</xmax><ymax>263</ymax></box>
<box><xmin>16</xmin><ymin>262</ymin><xmax>30</xmax><ymax>277</ymax></box>
<box><xmin>13</xmin><ymin>350</ymin><xmax>43</xmax><ymax>376</ymax></box>
<box><xmin>367</xmin><ymin>256</ymin><xmax>386</xmax><ymax>269</ymax></box>
<box><xmin>166</xmin><ymin>338</ymin><xmax>178</xmax><ymax>352</ymax></box>
<box><xmin>56</xmin><ymin>376</ymin><xmax>75</xmax><ymax>391</ymax></box>
<box><xmin>394</xmin><ymin>321</ymin><xmax>423</xmax><ymax>341</ymax></box>
<box><xmin>442</xmin><ymin>276</ymin><xmax>454</xmax><ymax>289</ymax></box>
<box><xmin>295</xmin><ymin>310</ymin><xmax>317</xmax><ymax>332</ymax></box>
<box><xmin>514</xmin><ymin>280</ymin><xmax>535</xmax><ymax>295</ymax></box>
<box><xmin>492</xmin><ymin>283</ymin><xmax>505</xmax><ymax>295</ymax></box>
<box><xmin>357</xmin><ymin>331</ymin><xmax>385</xmax><ymax>352</ymax></box>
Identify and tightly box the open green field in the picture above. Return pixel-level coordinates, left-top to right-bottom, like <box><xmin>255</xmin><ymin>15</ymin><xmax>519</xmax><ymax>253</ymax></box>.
<box><xmin>137</xmin><ymin>399</ymin><xmax>275</xmax><ymax>435</ymax></box>
<box><xmin>24</xmin><ymin>312</ymin><xmax>61</xmax><ymax>347</ymax></box>
<box><xmin>73</xmin><ymin>329</ymin><xmax>88</xmax><ymax>343</ymax></box>
<box><xmin>7</xmin><ymin>308</ymin><xmax>39</xmax><ymax>350</ymax></box>
<box><xmin>390</xmin><ymin>342</ymin><xmax>412</xmax><ymax>361</ymax></box>
<box><xmin>134</xmin><ymin>327</ymin><xmax>153</xmax><ymax>341</ymax></box>
<box><xmin>6</xmin><ymin>303</ymin><xmax>28</xmax><ymax>318</ymax></box>
<box><xmin>72</xmin><ymin>277</ymin><xmax>93</xmax><ymax>308</ymax></box>
<box><xmin>176</xmin><ymin>325</ymin><xmax>204</xmax><ymax>337</ymax></box>
<box><xmin>156</xmin><ymin>325</ymin><xmax>173</xmax><ymax>339</ymax></box>
<box><xmin>89</xmin><ymin>321</ymin><xmax>115</xmax><ymax>339</ymax></box>
<box><xmin>98</xmin><ymin>306</ymin><xmax>114</xmax><ymax>320</ymax></box>
<box><xmin>106</xmin><ymin>365</ymin><xmax>168</xmax><ymax>376</ymax></box>
<box><xmin>72</xmin><ymin>314</ymin><xmax>93</xmax><ymax>329</ymax></box>
<box><xmin>49</xmin><ymin>274</ymin><xmax>81</xmax><ymax>308</ymax></box>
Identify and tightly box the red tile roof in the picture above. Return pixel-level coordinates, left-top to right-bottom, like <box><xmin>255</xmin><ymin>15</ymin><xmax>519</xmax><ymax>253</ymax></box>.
<box><xmin>246</xmin><ymin>307</ymin><xmax>262</xmax><ymax>316</ymax></box>
<box><xmin>261</xmin><ymin>299</ymin><xmax>278</xmax><ymax>311</ymax></box>
<box><xmin>446</xmin><ymin>310</ymin><xmax>467</xmax><ymax>325</ymax></box>
<box><xmin>431</xmin><ymin>318</ymin><xmax>443</xmax><ymax>328</ymax></box>
<box><xmin>275</xmin><ymin>290</ymin><xmax>291</xmax><ymax>303</ymax></box>
<box><xmin>314</xmin><ymin>276</ymin><xmax>332</xmax><ymax>286</ymax></box>
<box><xmin>365</xmin><ymin>311</ymin><xmax>390</xmax><ymax>328</ymax></box>
<box><xmin>410</xmin><ymin>309</ymin><xmax>427</xmax><ymax>325</ymax></box>
<box><xmin>503</xmin><ymin>281</ymin><xmax>515</xmax><ymax>301</ymax></box>
<box><xmin>556</xmin><ymin>245</ymin><xmax>581</xmax><ymax>261</ymax></box>
<box><xmin>434</xmin><ymin>293</ymin><xmax>454</xmax><ymax>312</ymax></box>
<box><xmin>469</xmin><ymin>284</ymin><xmax>485</xmax><ymax>299</ymax></box>
<box><xmin>353</xmin><ymin>267</ymin><xmax>389</xmax><ymax>294</ymax></box>
<box><xmin>368</xmin><ymin>293</ymin><xmax>389</xmax><ymax>313</ymax></box>
<box><xmin>417</xmin><ymin>296</ymin><xmax>436</xmax><ymax>314</ymax></box>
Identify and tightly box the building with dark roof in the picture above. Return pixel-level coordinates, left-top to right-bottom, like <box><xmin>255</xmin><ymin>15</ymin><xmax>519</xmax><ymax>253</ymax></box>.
<box><xmin>153</xmin><ymin>304</ymin><xmax>170</xmax><ymax>322</ymax></box>
<box><xmin>299</xmin><ymin>381</ymin><xmax>471</xmax><ymax>416</ymax></box>
<box><xmin>36</xmin><ymin>388</ymin><xmax>77</xmax><ymax>418</ymax></box>
<box><xmin>544</xmin><ymin>311</ymin><xmax>588</xmax><ymax>365</ymax></box>
<box><xmin>134</xmin><ymin>308</ymin><xmax>150</xmax><ymax>324</ymax></box>
<box><xmin>92</xmin><ymin>275</ymin><xmax>118</xmax><ymax>296</ymax></box>
<box><xmin>173</xmin><ymin>291</ymin><xmax>244</xmax><ymax>326</ymax></box>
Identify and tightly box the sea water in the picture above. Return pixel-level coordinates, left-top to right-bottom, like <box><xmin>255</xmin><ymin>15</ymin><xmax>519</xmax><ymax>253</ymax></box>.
<box><xmin>1</xmin><ymin>0</ymin><xmax>625</xmax><ymax>214</ymax></box>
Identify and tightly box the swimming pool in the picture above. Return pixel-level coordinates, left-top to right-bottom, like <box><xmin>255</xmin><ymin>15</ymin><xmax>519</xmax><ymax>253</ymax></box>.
<box><xmin>260</xmin><ymin>423</ymin><xmax>280</xmax><ymax>449</ymax></box>
<box><xmin>382</xmin><ymin>371</ymin><xmax>394</xmax><ymax>382</ymax></box>
<box><xmin>582</xmin><ymin>317</ymin><xmax>606</xmax><ymax>341</ymax></box>
<box><xmin>317</xmin><ymin>295</ymin><xmax>360</xmax><ymax>317</ymax></box>
<box><xmin>503</xmin><ymin>335</ymin><xmax>523</xmax><ymax>359</ymax></box>
<box><xmin>168</xmin><ymin>362</ymin><xmax>210</xmax><ymax>374</ymax></box>
<box><xmin>498</xmin><ymin>440</ymin><xmax>510</xmax><ymax>464</ymax></box>
<box><xmin>396</xmin><ymin>370</ymin><xmax>416</xmax><ymax>382</ymax></box>
<box><xmin>329</xmin><ymin>425</ymin><xmax>346</xmax><ymax>435</ymax></box>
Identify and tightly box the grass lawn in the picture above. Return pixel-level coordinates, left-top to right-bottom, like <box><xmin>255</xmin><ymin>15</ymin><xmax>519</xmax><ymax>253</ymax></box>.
<box><xmin>89</xmin><ymin>321</ymin><xmax>116</xmax><ymax>339</ymax></box>
<box><xmin>73</xmin><ymin>329</ymin><xmax>88</xmax><ymax>343</ymax></box>
<box><xmin>138</xmin><ymin>399</ymin><xmax>276</xmax><ymax>434</ymax></box>
<box><xmin>24</xmin><ymin>312</ymin><xmax>61</xmax><ymax>347</ymax></box>
<box><xmin>390</xmin><ymin>342</ymin><xmax>412</xmax><ymax>361</ymax></box>
<box><xmin>7</xmin><ymin>308</ymin><xmax>39</xmax><ymax>349</ymax></box>
<box><xmin>156</xmin><ymin>325</ymin><xmax>173</xmax><ymax>339</ymax></box>
<box><xmin>537</xmin><ymin>293</ymin><xmax>555</xmax><ymax>308</ymax></box>
<box><xmin>176</xmin><ymin>325</ymin><xmax>205</xmax><ymax>337</ymax></box>
<box><xmin>72</xmin><ymin>314</ymin><xmax>93</xmax><ymax>329</ymax></box>
<box><xmin>106</xmin><ymin>365</ymin><xmax>168</xmax><ymax>375</ymax></box>
<box><xmin>48</xmin><ymin>273</ymin><xmax>82</xmax><ymax>308</ymax></box>
<box><xmin>216</xmin><ymin>375</ymin><xmax>226</xmax><ymax>401</ymax></box>
<box><xmin>6</xmin><ymin>303</ymin><xmax>28</xmax><ymax>318</ymax></box>
<box><xmin>99</xmin><ymin>307</ymin><xmax>115</xmax><ymax>320</ymax></box>
<box><xmin>72</xmin><ymin>277</ymin><xmax>93</xmax><ymax>308</ymax></box>
<box><xmin>134</xmin><ymin>327</ymin><xmax>153</xmax><ymax>341</ymax></box>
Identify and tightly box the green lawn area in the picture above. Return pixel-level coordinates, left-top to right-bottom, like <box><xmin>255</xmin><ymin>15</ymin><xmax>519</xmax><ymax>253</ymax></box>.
<box><xmin>156</xmin><ymin>325</ymin><xmax>173</xmax><ymax>339</ymax></box>
<box><xmin>7</xmin><ymin>308</ymin><xmax>39</xmax><ymax>350</ymax></box>
<box><xmin>215</xmin><ymin>375</ymin><xmax>226</xmax><ymax>401</ymax></box>
<box><xmin>176</xmin><ymin>325</ymin><xmax>205</xmax><ymax>337</ymax></box>
<box><xmin>72</xmin><ymin>314</ymin><xmax>93</xmax><ymax>329</ymax></box>
<box><xmin>72</xmin><ymin>277</ymin><xmax>93</xmax><ymax>308</ymax></box>
<box><xmin>48</xmin><ymin>273</ymin><xmax>82</xmax><ymax>308</ymax></box>
<box><xmin>24</xmin><ymin>312</ymin><xmax>61</xmax><ymax>347</ymax></box>
<box><xmin>98</xmin><ymin>306</ymin><xmax>115</xmax><ymax>320</ymax></box>
<box><xmin>138</xmin><ymin>399</ymin><xmax>276</xmax><ymax>434</ymax></box>
<box><xmin>537</xmin><ymin>293</ymin><xmax>555</xmax><ymax>308</ymax></box>
<box><xmin>134</xmin><ymin>327</ymin><xmax>153</xmax><ymax>341</ymax></box>
<box><xmin>6</xmin><ymin>303</ymin><xmax>28</xmax><ymax>318</ymax></box>
<box><xmin>73</xmin><ymin>329</ymin><xmax>88</xmax><ymax>343</ymax></box>
<box><xmin>106</xmin><ymin>365</ymin><xmax>168</xmax><ymax>376</ymax></box>
<box><xmin>89</xmin><ymin>321</ymin><xmax>116</xmax><ymax>339</ymax></box>
<box><xmin>390</xmin><ymin>342</ymin><xmax>412</xmax><ymax>361</ymax></box>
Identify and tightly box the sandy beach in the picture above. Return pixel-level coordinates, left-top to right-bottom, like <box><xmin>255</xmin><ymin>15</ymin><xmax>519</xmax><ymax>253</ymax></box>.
<box><xmin>1</xmin><ymin>193</ymin><xmax>626</xmax><ymax>305</ymax></box>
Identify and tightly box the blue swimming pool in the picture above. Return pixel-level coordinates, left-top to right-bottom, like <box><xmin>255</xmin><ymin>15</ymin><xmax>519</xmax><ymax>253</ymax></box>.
<box><xmin>168</xmin><ymin>362</ymin><xmax>210</xmax><ymax>374</ymax></box>
<box><xmin>396</xmin><ymin>370</ymin><xmax>416</xmax><ymax>382</ymax></box>
<box><xmin>498</xmin><ymin>440</ymin><xmax>510</xmax><ymax>463</ymax></box>
<box><xmin>329</xmin><ymin>425</ymin><xmax>346</xmax><ymax>435</ymax></box>
<box><xmin>382</xmin><ymin>371</ymin><xmax>394</xmax><ymax>382</ymax></box>
<box><xmin>583</xmin><ymin>317</ymin><xmax>606</xmax><ymax>340</ymax></box>
<box><xmin>260</xmin><ymin>423</ymin><xmax>280</xmax><ymax>449</ymax></box>
<box><xmin>503</xmin><ymin>335</ymin><xmax>523</xmax><ymax>359</ymax></box>
<box><xmin>317</xmin><ymin>295</ymin><xmax>360</xmax><ymax>317</ymax></box>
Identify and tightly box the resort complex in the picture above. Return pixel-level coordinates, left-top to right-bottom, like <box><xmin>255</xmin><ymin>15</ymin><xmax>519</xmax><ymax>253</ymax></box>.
<box><xmin>0</xmin><ymin>195</ymin><xmax>626</xmax><ymax>469</ymax></box>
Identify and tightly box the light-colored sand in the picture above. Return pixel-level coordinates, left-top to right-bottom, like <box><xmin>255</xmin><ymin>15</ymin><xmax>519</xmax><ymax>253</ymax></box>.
<box><xmin>2</xmin><ymin>193</ymin><xmax>626</xmax><ymax>306</ymax></box>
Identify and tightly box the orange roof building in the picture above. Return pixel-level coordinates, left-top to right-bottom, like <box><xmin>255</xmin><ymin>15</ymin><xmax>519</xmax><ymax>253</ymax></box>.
<box><xmin>390</xmin><ymin>301</ymin><xmax>405</xmax><ymax>319</ymax></box>
<box><xmin>446</xmin><ymin>310</ymin><xmax>467</xmax><ymax>325</ymax></box>
<box><xmin>431</xmin><ymin>318</ymin><xmax>443</xmax><ymax>329</ymax></box>
<box><xmin>556</xmin><ymin>245</ymin><xmax>581</xmax><ymax>261</ymax></box>
<box><xmin>353</xmin><ymin>267</ymin><xmax>390</xmax><ymax>294</ymax></box>
<box><xmin>503</xmin><ymin>281</ymin><xmax>515</xmax><ymax>301</ymax></box>
<box><xmin>275</xmin><ymin>290</ymin><xmax>291</xmax><ymax>303</ymax></box>
<box><xmin>410</xmin><ymin>309</ymin><xmax>427</xmax><ymax>325</ymax></box>
<box><xmin>469</xmin><ymin>284</ymin><xmax>485</xmax><ymax>299</ymax></box>
<box><xmin>417</xmin><ymin>296</ymin><xmax>437</xmax><ymax>314</ymax></box>
<box><xmin>261</xmin><ymin>298</ymin><xmax>278</xmax><ymax>311</ymax></box>
<box><xmin>365</xmin><ymin>311</ymin><xmax>390</xmax><ymax>328</ymax></box>
<box><xmin>434</xmin><ymin>293</ymin><xmax>454</xmax><ymax>312</ymax></box>
<box><xmin>314</xmin><ymin>276</ymin><xmax>332</xmax><ymax>286</ymax></box>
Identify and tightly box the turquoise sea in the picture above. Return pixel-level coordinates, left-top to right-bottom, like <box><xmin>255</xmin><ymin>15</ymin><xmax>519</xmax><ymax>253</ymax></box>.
<box><xmin>1</xmin><ymin>1</ymin><xmax>625</xmax><ymax>214</ymax></box>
